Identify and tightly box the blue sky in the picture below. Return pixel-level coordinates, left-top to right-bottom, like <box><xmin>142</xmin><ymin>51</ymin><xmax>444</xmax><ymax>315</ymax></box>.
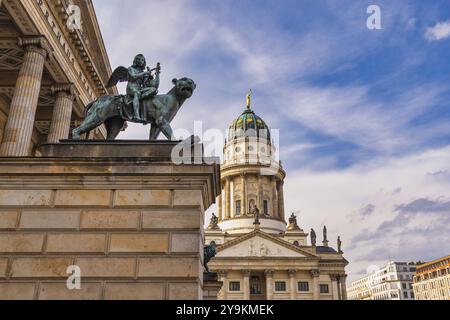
<box><xmin>93</xmin><ymin>0</ymin><xmax>450</xmax><ymax>281</ymax></box>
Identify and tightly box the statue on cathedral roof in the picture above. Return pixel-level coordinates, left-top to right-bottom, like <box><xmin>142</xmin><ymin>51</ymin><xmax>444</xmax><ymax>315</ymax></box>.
<box><xmin>246</xmin><ymin>89</ymin><xmax>252</xmax><ymax>109</ymax></box>
<box><xmin>287</xmin><ymin>213</ymin><xmax>301</xmax><ymax>231</ymax></box>
<box><xmin>323</xmin><ymin>226</ymin><xmax>329</xmax><ymax>247</ymax></box>
<box><xmin>310</xmin><ymin>228</ymin><xmax>317</xmax><ymax>247</ymax></box>
<box><xmin>252</xmin><ymin>206</ymin><xmax>261</xmax><ymax>227</ymax></box>
<box><xmin>338</xmin><ymin>236</ymin><xmax>343</xmax><ymax>254</ymax></box>
<box><xmin>207</xmin><ymin>213</ymin><xmax>221</xmax><ymax>231</ymax></box>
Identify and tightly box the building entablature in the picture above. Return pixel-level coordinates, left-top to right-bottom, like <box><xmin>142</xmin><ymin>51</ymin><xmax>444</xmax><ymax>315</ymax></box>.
<box><xmin>220</xmin><ymin>164</ymin><xmax>286</xmax><ymax>181</ymax></box>
<box><xmin>2</xmin><ymin>0</ymin><xmax>115</xmax><ymax>113</ymax></box>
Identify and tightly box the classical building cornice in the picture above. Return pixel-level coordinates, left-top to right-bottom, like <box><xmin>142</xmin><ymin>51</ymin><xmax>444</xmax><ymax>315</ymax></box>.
<box><xmin>2</xmin><ymin>0</ymin><xmax>116</xmax><ymax>118</ymax></box>
<box><xmin>215</xmin><ymin>229</ymin><xmax>320</xmax><ymax>259</ymax></box>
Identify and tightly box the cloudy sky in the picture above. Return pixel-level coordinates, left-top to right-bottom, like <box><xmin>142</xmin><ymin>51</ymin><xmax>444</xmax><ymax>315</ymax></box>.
<box><xmin>93</xmin><ymin>0</ymin><xmax>450</xmax><ymax>282</ymax></box>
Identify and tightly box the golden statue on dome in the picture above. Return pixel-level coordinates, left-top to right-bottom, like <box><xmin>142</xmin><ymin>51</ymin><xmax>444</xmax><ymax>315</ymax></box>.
<box><xmin>246</xmin><ymin>89</ymin><xmax>252</xmax><ymax>109</ymax></box>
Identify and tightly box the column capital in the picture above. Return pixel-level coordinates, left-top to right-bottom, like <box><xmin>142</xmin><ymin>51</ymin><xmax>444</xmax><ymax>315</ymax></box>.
<box><xmin>18</xmin><ymin>36</ymin><xmax>52</xmax><ymax>58</ymax></box>
<box><xmin>242</xmin><ymin>270</ymin><xmax>251</xmax><ymax>277</ymax></box>
<box><xmin>51</xmin><ymin>83</ymin><xmax>76</xmax><ymax>100</ymax></box>
<box><xmin>310</xmin><ymin>269</ymin><xmax>320</xmax><ymax>278</ymax></box>
<box><xmin>288</xmin><ymin>269</ymin><xmax>298</xmax><ymax>277</ymax></box>
<box><xmin>218</xmin><ymin>270</ymin><xmax>228</xmax><ymax>277</ymax></box>
<box><xmin>264</xmin><ymin>269</ymin><xmax>275</xmax><ymax>277</ymax></box>
<box><xmin>330</xmin><ymin>274</ymin><xmax>340</xmax><ymax>282</ymax></box>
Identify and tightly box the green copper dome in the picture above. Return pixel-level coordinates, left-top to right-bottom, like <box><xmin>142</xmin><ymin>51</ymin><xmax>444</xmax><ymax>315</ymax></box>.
<box><xmin>228</xmin><ymin>108</ymin><xmax>271</xmax><ymax>141</ymax></box>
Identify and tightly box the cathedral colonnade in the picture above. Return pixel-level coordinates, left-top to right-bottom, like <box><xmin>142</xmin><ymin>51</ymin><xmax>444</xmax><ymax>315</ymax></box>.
<box><xmin>215</xmin><ymin>268</ymin><xmax>347</xmax><ymax>300</ymax></box>
<box><xmin>218</xmin><ymin>173</ymin><xmax>286</xmax><ymax>223</ymax></box>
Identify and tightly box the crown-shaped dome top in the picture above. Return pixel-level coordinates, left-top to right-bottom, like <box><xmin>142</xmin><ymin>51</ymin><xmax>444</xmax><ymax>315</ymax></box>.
<box><xmin>228</xmin><ymin>108</ymin><xmax>271</xmax><ymax>141</ymax></box>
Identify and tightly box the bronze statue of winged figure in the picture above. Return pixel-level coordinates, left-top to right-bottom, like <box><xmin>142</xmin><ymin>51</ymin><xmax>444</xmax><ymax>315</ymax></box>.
<box><xmin>72</xmin><ymin>55</ymin><xmax>196</xmax><ymax>141</ymax></box>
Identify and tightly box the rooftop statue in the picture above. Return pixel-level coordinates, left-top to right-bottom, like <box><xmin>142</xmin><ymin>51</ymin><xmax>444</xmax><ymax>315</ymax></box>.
<box><xmin>207</xmin><ymin>213</ymin><xmax>221</xmax><ymax>231</ymax></box>
<box><xmin>72</xmin><ymin>55</ymin><xmax>196</xmax><ymax>140</ymax></box>
<box><xmin>337</xmin><ymin>236</ymin><xmax>343</xmax><ymax>254</ymax></box>
<box><xmin>310</xmin><ymin>228</ymin><xmax>317</xmax><ymax>247</ymax></box>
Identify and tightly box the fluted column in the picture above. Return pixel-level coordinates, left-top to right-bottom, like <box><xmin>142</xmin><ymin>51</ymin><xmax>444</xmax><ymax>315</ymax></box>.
<box><xmin>278</xmin><ymin>181</ymin><xmax>286</xmax><ymax>222</ymax></box>
<box><xmin>241</xmin><ymin>174</ymin><xmax>247</xmax><ymax>215</ymax></box>
<box><xmin>218</xmin><ymin>270</ymin><xmax>228</xmax><ymax>300</ymax></box>
<box><xmin>341</xmin><ymin>275</ymin><xmax>348</xmax><ymax>300</ymax></box>
<box><xmin>243</xmin><ymin>270</ymin><xmax>251</xmax><ymax>300</ymax></box>
<box><xmin>311</xmin><ymin>270</ymin><xmax>320</xmax><ymax>300</ymax></box>
<box><xmin>265</xmin><ymin>269</ymin><xmax>274</xmax><ymax>300</ymax></box>
<box><xmin>217</xmin><ymin>191</ymin><xmax>223</xmax><ymax>222</ymax></box>
<box><xmin>331</xmin><ymin>275</ymin><xmax>340</xmax><ymax>300</ymax></box>
<box><xmin>47</xmin><ymin>84</ymin><xmax>75</xmax><ymax>143</ymax></box>
<box><xmin>337</xmin><ymin>276</ymin><xmax>342</xmax><ymax>300</ymax></box>
<box><xmin>288</xmin><ymin>269</ymin><xmax>297</xmax><ymax>300</ymax></box>
<box><xmin>271</xmin><ymin>178</ymin><xmax>279</xmax><ymax>218</ymax></box>
<box><xmin>258</xmin><ymin>176</ymin><xmax>263</xmax><ymax>212</ymax></box>
<box><xmin>0</xmin><ymin>37</ymin><xmax>51</xmax><ymax>156</ymax></box>
<box><xmin>225</xmin><ymin>178</ymin><xmax>231</xmax><ymax>219</ymax></box>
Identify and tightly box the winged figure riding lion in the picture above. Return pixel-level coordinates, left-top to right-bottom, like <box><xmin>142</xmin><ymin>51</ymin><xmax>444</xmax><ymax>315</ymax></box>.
<box><xmin>72</xmin><ymin>54</ymin><xmax>196</xmax><ymax>140</ymax></box>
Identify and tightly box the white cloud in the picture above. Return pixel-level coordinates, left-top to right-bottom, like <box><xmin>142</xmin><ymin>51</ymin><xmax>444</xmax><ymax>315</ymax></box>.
<box><xmin>284</xmin><ymin>146</ymin><xmax>450</xmax><ymax>282</ymax></box>
<box><xmin>425</xmin><ymin>20</ymin><xmax>450</xmax><ymax>41</ymax></box>
<box><xmin>280</xmin><ymin>83</ymin><xmax>448</xmax><ymax>154</ymax></box>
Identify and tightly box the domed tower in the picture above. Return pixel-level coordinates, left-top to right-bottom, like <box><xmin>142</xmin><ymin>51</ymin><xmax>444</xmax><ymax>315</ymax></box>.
<box><xmin>216</xmin><ymin>92</ymin><xmax>287</xmax><ymax>235</ymax></box>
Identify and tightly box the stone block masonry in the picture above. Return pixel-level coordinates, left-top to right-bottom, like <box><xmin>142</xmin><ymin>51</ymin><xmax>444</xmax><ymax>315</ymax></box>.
<box><xmin>0</xmin><ymin>141</ymin><xmax>220</xmax><ymax>300</ymax></box>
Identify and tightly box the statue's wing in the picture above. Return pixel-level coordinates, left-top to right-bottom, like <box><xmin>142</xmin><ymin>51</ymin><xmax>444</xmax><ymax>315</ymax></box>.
<box><xmin>106</xmin><ymin>66</ymin><xmax>128</xmax><ymax>88</ymax></box>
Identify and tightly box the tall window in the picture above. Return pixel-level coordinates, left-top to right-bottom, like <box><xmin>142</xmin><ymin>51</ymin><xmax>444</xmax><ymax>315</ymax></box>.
<box><xmin>250</xmin><ymin>276</ymin><xmax>262</xmax><ymax>295</ymax></box>
<box><xmin>263</xmin><ymin>200</ymin><xmax>269</xmax><ymax>215</ymax></box>
<box><xmin>298</xmin><ymin>282</ymin><xmax>309</xmax><ymax>292</ymax></box>
<box><xmin>275</xmin><ymin>282</ymin><xmax>286</xmax><ymax>292</ymax></box>
<box><xmin>249</xmin><ymin>199</ymin><xmax>256</xmax><ymax>213</ymax></box>
<box><xmin>320</xmin><ymin>284</ymin><xmax>329</xmax><ymax>294</ymax></box>
<box><xmin>229</xmin><ymin>282</ymin><xmax>241</xmax><ymax>292</ymax></box>
<box><xmin>235</xmin><ymin>200</ymin><xmax>241</xmax><ymax>216</ymax></box>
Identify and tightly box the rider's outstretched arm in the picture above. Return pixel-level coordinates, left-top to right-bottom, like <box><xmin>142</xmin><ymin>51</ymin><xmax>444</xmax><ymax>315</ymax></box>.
<box><xmin>128</xmin><ymin>67</ymin><xmax>149</xmax><ymax>81</ymax></box>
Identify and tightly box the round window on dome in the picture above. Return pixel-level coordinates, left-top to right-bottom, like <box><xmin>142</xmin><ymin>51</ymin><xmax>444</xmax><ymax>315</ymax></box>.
<box><xmin>248</xmin><ymin>146</ymin><xmax>254</xmax><ymax>152</ymax></box>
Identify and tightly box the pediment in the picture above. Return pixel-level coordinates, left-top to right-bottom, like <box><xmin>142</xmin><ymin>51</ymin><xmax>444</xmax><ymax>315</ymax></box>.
<box><xmin>215</xmin><ymin>231</ymin><xmax>317</xmax><ymax>259</ymax></box>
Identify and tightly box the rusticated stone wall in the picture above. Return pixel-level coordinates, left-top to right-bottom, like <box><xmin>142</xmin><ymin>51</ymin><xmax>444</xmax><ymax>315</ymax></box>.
<box><xmin>0</xmin><ymin>142</ymin><xmax>220</xmax><ymax>300</ymax></box>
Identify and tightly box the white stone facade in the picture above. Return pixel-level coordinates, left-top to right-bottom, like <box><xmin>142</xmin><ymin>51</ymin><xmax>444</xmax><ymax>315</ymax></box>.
<box><xmin>348</xmin><ymin>262</ymin><xmax>419</xmax><ymax>300</ymax></box>
<box><xmin>206</xmin><ymin>106</ymin><xmax>348</xmax><ymax>300</ymax></box>
<box><xmin>413</xmin><ymin>255</ymin><xmax>450</xmax><ymax>300</ymax></box>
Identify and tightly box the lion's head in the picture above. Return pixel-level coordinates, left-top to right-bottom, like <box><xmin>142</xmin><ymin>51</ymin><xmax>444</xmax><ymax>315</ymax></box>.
<box><xmin>172</xmin><ymin>77</ymin><xmax>196</xmax><ymax>98</ymax></box>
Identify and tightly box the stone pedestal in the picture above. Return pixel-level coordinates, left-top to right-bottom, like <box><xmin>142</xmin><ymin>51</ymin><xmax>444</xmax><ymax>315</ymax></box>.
<box><xmin>203</xmin><ymin>272</ymin><xmax>223</xmax><ymax>300</ymax></box>
<box><xmin>0</xmin><ymin>141</ymin><xmax>220</xmax><ymax>300</ymax></box>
